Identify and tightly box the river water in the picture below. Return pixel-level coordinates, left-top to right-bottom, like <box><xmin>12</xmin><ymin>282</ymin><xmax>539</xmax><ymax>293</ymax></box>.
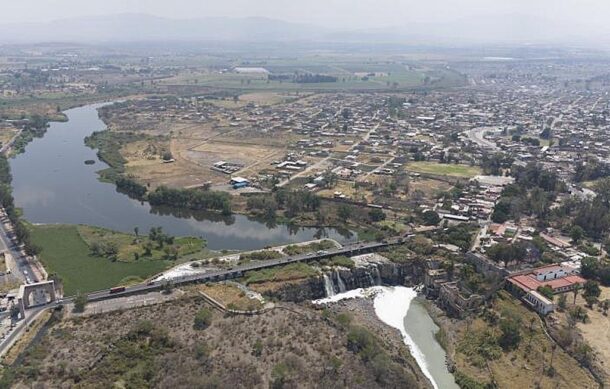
<box><xmin>9</xmin><ymin>103</ymin><xmax>355</xmax><ymax>250</ymax></box>
<box><xmin>314</xmin><ymin>286</ymin><xmax>458</xmax><ymax>389</ymax></box>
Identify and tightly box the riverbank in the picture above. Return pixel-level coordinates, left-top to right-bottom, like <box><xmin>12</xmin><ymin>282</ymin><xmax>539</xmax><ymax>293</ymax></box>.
<box><xmin>10</xmin><ymin>103</ymin><xmax>356</xmax><ymax>251</ymax></box>
<box><xmin>314</xmin><ymin>286</ymin><xmax>457</xmax><ymax>389</ymax></box>
<box><xmin>323</xmin><ymin>294</ymin><xmax>434</xmax><ymax>389</ymax></box>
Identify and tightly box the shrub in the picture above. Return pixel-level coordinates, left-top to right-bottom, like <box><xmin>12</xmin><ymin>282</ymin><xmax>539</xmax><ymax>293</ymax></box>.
<box><xmin>194</xmin><ymin>308</ymin><xmax>213</xmax><ymax>330</ymax></box>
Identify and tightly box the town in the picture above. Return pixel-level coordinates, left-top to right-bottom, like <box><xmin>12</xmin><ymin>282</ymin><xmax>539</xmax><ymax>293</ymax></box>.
<box><xmin>0</xmin><ymin>15</ymin><xmax>609</xmax><ymax>389</ymax></box>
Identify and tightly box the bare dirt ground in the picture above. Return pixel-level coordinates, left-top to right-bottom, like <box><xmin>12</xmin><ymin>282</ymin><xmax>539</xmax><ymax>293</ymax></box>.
<box><xmin>409</xmin><ymin>178</ymin><xmax>453</xmax><ymax>198</ymax></box>
<box><xmin>576</xmin><ymin>286</ymin><xmax>610</xmax><ymax>380</ymax></box>
<box><xmin>207</xmin><ymin>92</ymin><xmax>296</xmax><ymax>108</ymax></box>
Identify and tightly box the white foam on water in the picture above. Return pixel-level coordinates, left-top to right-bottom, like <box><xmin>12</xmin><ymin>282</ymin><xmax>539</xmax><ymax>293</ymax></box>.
<box><xmin>373</xmin><ymin>286</ymin><xmax>438</xmax><ymax>389</ymax></box>
<box><xmin>312</xmin><ymin>286</ymin><xmax>383</xmax><ymax>304</ymax></box>
<box><xmin>312</xmin><ymin>286</ymin><xmax>438</xmax><ymax>389</ymax></box>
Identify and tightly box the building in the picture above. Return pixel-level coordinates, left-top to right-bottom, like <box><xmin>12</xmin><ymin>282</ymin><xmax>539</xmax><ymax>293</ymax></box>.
<box><xmin>523</xmin><ymin>290</ymin><xmax>555</xmax><ymax>315</ymax></box>
<box><xmin>507</xmin><ymin>264</ymin><xmax>585</xmax><ymax>295</ymax></box>
<box><xmin>230</xmin><ymin>177</ymin><xmax>250</xmax><ymax>189</ymax></box>
<box><xmin>438</xmin><ymin>281</ymin><xmax>484</xmax><ymax>318</ymax></box>
<box><xmin>506</xmin><ymin>264</ymin><xmax>587</xmax><ymax>314</ymax></box>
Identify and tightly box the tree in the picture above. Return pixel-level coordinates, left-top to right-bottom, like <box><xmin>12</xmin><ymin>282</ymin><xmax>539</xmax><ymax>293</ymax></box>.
<box><xmin>194</xmin><ymin>308</ymin><xmax>213</xmax><ymax>330</ymax></box>
<box><xmin>498</xmin><ymin>315</ymin><xmax>521</xmax><ymax>351</ymax></box>
<box><xmin>73</xmin><ymin>291</ymin><xmax>87</xmax><ymax>313</ymax></box>
<box><xmin>368</xmin><ymin>208</ymin><xmax>386</xmax><ymax>222</ymax></box>
<box><xmin>537</xmin><ymin>285</ymin><xmax>554</xmax><ymax>300</ymax></box>
<box><xmin>558</xmin><ymin>293</ymin><xmax>567</xmax><ymax>310</ymax></box>
<box><xmin>570</xmin><ymin>225</ymin><xmax>585</xmax><ymax>244</ymax></box>
<box><xmin>573</xmin><ymin>283</ymin><xmax>581</xmax><ymax>304</ymax></box>
<box><xmin>486</xmin><ymin>242</ymin><xmax>527</xmax><ymax>268</ymax></box>
<box><xmin>421</xmin><ymin>210</ymin><xmax>440</xmax><ymax>226</ymax></box>
<box><xmin>143</xmin><ymin>241</ymin><xmax>153</xmax><ymax>256</ymax></box>
<box><xmin>583</xmin><ymin>280</ymin><xmax>601</xmax><ymax>299</ymax></box>
<box><xmin>583</xmin><ymin>280</ymin><xmax>601</xmax><ymax>307</ymax></box>
<box><xmin>162</xmin><ymin>151</ymin><xmax>173</xmax><ymax>161</ymax></box>
<box><xmin>601</xmin><ymin>299</ymin><xmax>609</xmax><ymax>316</ymax></box>
<box><xmin>337</xmin><ymin>205</ymin><xmax>352</xmax><ymax>222</ymax></box>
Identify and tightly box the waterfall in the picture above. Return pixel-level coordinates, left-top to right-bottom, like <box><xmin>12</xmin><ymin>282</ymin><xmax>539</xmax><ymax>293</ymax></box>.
<box><xmin>373</xmin><ymin>266</ymin><xmax>382</xmax><ymax>285</ymax></box>
<box><xmin>323</xmin><ymin>274</ymin><xmax>335</xmax><ymax>297</ymax></box>
<box><xmin>334</xmin><ymin>270</ymin><xmax>347</xmax><ymax>293</ymax></box>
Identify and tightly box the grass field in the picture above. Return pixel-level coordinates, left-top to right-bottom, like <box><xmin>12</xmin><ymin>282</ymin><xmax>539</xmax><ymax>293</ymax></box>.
<box><xmin>406</xmin><ymin>162</ymin><xmax>482</xmax><ymax>178</ymax></box>
<box><xmin>77</xmin><ymin>225</ymin><xmax>205</xmax><ymax>262</ymax></box>
<box><xmin>159</xmin><ymin>64</ymin><xmax>435</xmax><ymax>92</ymax></box>
<box><xmin>30</xmin><ymin>224</ymin><xmax>172</xmax><ymax>296</ymax></box>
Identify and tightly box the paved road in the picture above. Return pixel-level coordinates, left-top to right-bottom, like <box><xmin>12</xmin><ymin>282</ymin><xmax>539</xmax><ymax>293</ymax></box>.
<box><xmin>464</xmin><ymin>127</ymin><xmax>500</xmax><ymax>151</ymax></box>
<box><xmin>78</xmin><ymin>237</ymin><xmax>405</xmax><ymax>303</ymax></box>
<box><xmin>0</xmin><ymin>236</ymin><xmax>406</xmax><ymax>359</ymax></box>
<box><xmin>0</xmin><ymin>305</ymin><xmax>47</xmax><ymax>359</ymax></box>
<box><xmin>0</xmin><ymin>210</ymin><xmax>41</xmax><ymax>286</ymax></box>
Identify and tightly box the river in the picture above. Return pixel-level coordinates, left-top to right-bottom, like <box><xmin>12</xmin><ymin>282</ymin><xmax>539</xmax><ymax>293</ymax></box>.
<box><xmin>314</xmin><ymin>286</ymin><xmax>458</xmax><ymax>389</ymax></box>
<box><xmin>9</xmin><ymin>103</ymin><xmax>355</xmax><ymax>250</ymax></box>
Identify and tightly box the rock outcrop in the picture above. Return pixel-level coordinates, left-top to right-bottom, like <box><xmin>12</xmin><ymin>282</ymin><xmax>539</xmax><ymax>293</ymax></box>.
<box><xmin>265</xmin><ymin>254</ymin><xmax>426</xmax><ymax>302</ymax></box>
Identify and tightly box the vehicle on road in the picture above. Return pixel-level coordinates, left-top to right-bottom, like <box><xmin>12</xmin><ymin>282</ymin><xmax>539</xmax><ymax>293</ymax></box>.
<box><xmin>109</xmin><ymin>286</ymin><xmax>126</xmax><ymax>294</ymax></box>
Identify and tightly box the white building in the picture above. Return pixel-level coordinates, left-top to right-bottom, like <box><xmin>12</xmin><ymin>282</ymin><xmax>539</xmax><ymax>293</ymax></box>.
<box><xmin>532</xmin><ymin>265</ymin><xmax>575</xmax><ymax>282</ymax></box>
<box><xmin>523</xmin><ymin>290</ymin><xmax>555</xmax><ymax>315</ymax></box>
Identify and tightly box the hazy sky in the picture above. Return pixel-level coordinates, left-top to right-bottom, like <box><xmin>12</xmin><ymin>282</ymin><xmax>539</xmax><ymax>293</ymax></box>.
<box><xmin>1</xmin><ymin>0</ymin><xmax>609</xmax><ymax>31</ymax></box>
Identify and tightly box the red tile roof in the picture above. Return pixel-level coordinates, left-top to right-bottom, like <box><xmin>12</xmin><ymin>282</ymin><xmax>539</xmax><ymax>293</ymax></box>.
<box><xmin>508</xmin><ymin>272</ymin><xmax>585</xmax><ymax>293</ymax></box>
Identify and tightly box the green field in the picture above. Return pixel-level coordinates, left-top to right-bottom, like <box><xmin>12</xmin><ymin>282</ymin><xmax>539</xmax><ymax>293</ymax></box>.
<box><xmin>406</xmin><ymin>162</ymin><xmax>482</xmax><ymax>178</ymax></box>
<box><xmin>78</xmin><ymin>225</ymin><xmax>205</xmax><ymax>262</ymax></box>
<box><xmin>30</xmin><ymin>224</ymin><xmax>171</xmax><ymax>296</ymax></box>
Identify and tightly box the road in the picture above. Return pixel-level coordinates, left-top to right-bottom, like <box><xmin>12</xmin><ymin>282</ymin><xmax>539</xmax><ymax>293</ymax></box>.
<box><xmin>464</xmin><ymin>127</ymin><xmax>500</xmax><ymax>151</ymax></box>
<box><xmin>0</xmin><ymin>236</ymin><xmax>406</xmax><ymax>359</ymax></box>
<box><xmin>0</xmin><ymin>210</ymin><xmax>42</xmax><ymax>286</ymax></box>
<box><xmin>0</xmin><ymin>305</ymin><xmax>47</xmax><ymax>359</ymax></box>
<box><xmin>278</xmin><ymin>120</ymin><xmax>380</xmax><ymax>188</ymax></box>
<box><xmin>78</xmin><ymin>236</ymin><xmax>405</xmax><ymax>303</ymax></box>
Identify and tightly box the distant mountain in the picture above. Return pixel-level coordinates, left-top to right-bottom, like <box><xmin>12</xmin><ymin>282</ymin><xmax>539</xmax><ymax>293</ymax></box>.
<box><xmin>0</xmin><ymin>13</ymin><xmax>606</xmax><ymax>47</ymax></box>
<box><xmin>329</xmin><ymin>13</ymin><xmax>598</xmax><ymax>46</ymax></box>
<box><xmin>0</xmin><ymin>14</ymin><xmax>331</xmax><ymax>44</ymax></box>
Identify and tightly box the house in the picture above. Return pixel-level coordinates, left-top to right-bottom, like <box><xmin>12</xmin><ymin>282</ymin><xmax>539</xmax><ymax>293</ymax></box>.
<box><xmin>506</xmin><ymin>264</ymin><xmax>586</xmax><ymax>305</ymax></box>
<box><xmin>523</xmin><ymin>290</ymin><xmax>555</xmax><ymax>315</ymax></box>
<box><xmin>539</xmin><ymin>232</ymin><xmax>571</xmax><ymax>249</ymax></box>
<box><xmin>230</xmin><ymin>177</ymin><xmax>250</xmax><ymax>189</ymax></box>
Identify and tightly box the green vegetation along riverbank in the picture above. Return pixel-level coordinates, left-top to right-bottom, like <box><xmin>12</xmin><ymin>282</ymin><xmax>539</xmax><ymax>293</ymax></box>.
<box><xmin>29</xmin><ymin>224</ymin><xmax>209</xmax><ymax>296</ymax></box>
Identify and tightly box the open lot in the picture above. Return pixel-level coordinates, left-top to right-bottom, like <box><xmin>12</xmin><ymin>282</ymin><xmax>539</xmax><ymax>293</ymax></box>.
<box><xmin>405</xmin><ymin>162</ymin><xmax>482</xmax><ymax>178</ymax></box>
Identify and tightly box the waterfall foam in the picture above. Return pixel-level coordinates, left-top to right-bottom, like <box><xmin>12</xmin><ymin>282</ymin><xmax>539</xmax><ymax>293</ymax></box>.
<box><xmin>323</xmin><ymin>273</ymin><xmax>335</xmax><ymax>297</ymax></box>
<box><xmin>334</xmin><ymin>270</ymin><xmax>347</xmax><ymax>293</ymax></box>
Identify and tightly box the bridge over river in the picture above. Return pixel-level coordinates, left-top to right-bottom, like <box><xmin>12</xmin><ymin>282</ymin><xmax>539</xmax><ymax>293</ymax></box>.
<box><xmin>79</xmin><ymin>237</ymin><xmax>406</xmax><ymax>304</ymax></box>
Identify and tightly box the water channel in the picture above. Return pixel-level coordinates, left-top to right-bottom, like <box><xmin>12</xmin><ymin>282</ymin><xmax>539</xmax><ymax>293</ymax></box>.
<box><xmin>10</xmin><ymin>103</ymin><xmax>355</xmax><ymax>250</ymax></box>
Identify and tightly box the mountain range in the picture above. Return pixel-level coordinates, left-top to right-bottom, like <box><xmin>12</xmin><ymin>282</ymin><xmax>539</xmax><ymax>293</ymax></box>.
<box><xmin>0</xmin><ymin>13</ymin><xmax>606</xmax><ymax>47</ymax></box>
